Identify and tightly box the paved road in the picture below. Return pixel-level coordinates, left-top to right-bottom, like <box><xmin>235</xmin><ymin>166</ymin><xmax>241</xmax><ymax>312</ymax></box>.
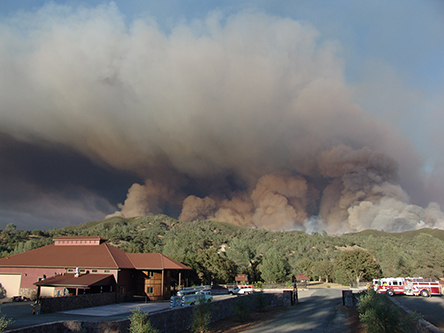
<box><xmin>0</xmin><ymin>291</ymin><xmax>348</xmax><ymax>332</ymax></box>
<box><xmin>243</xmin><ymin>289</ymin><xmax>348</xmax><ymax>333</ymax></box>
<box><xmin>0</xmin><ymin>300</ymin><xmax>170</xmax><ymax>331</ymax></box>
<box><xmin>0</xmin><ymin>295</ymin><xmax>234</xmax><ymax>330</ymax></box>
<box><xmin>394</xmin><ymin>295</ymin><xmax>444</xmax><ymax>330</ymax></box>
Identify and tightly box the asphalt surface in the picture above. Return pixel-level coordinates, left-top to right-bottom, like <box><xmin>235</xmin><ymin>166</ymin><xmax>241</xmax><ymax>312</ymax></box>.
<box><xmin>393</xmin><ymin>295</ymin><xmax>444</xmax><ymax>330</ymax></box>
<box><xmin>243</xmin><ymin>288</ymin><xmax>348</xmax><ymax>333</ymax></box>
<box><xmin>0</xmin><ymin>300</ymin><xmax>170</xmax><ymax>331</ymax></box>
<box><xmin>0</xmin><ymin>290</ymin><xmax>348</xmax><ymax>332</ymax></box>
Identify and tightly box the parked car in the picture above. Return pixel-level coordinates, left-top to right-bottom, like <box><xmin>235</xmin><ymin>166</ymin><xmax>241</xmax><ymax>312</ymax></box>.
<box><xmin>229</xmin><ymin>285</ymin><xmax>254</xmax><ymax>295</ymax></box>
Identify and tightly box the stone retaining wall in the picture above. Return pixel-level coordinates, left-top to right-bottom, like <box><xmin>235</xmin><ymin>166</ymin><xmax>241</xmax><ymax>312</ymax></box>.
<box><xmin>6</xmin><ymin>291</ymin><xmax>292</xmax><ymax>333</ymax></box>
<box><xmin>39</xmin><ymin>292</ymin><xmax>117</xmax><ymax>314</ymax></box>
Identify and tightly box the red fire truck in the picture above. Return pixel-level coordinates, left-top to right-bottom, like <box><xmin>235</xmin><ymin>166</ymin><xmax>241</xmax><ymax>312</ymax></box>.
<box><xmin>372</xmin><ymin>277</ymin><xmax>442</xmax><ymax>297</ymax></box>
<box><xmin>403</xmin><ymin>277</ymin><xmax>442</xmax><ymax>297</ymax></box>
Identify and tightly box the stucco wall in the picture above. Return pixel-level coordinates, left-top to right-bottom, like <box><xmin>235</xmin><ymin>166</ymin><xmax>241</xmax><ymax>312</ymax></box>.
<box><xmin>0</xmin><ymin>268</ymin><xmax>66</xmax><ymax>289</ymax></box>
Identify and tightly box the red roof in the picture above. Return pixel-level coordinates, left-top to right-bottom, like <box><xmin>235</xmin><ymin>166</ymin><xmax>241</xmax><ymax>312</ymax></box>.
<box><xmin>34</xmin><ymin>273</ymin><xmax>116</xmax><ymax>288</ymax></box>
<box><xmin>127</xmin><ymin>253</ymin><xmax>191</xmax><ymax>270</ymax></box>
<box><xmin>296</xmin><ymin>273</ymin><xmax>309</xmax><ymax>281</ymax></box>
<box><xmin>0</xmin><ymin>238</ymin><xmax>190</xmax><ymax>271</ymax></box>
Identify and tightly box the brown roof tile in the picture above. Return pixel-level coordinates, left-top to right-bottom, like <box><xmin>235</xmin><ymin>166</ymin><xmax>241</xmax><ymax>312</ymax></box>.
<box><xmin>127</xmin><ymin>253</ymin><xmax>191</xmax><ymax>270</ymax></box>
<box><xmin>34</xmin><ymin>273</ymin><xmax>116</xmax><ymax>287</ymax></box>
<box><xmin>0</xmin><ymin>243</ymin><xmax>133</xmax><ymax>269</ymax></box>
<box><xmin>0</xmin><ymin>241</ymin><xmax>191</xmax><ymax>271</ymax></box>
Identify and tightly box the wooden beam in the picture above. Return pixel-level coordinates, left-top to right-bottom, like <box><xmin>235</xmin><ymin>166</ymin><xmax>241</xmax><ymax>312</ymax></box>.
<box><xmin>161</xmin><ymin>269</ymin><xmax>164</xmax><ymax>300</ymax></box>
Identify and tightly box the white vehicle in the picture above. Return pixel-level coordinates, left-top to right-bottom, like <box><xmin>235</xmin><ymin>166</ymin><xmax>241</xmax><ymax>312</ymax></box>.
<box><xmin>176</xmin><ymin>285</ymin><xmax>210</xmax><ymax>297</ymax></box>
<box><xmin>229</xmin><ymin>285</ymin><xmax>254</xmax><ymax>295</ymax></box>
<box><xmin>170</xmin><ymin>286</ymin><xmax>213</xmax><ymax>308</ymax></box>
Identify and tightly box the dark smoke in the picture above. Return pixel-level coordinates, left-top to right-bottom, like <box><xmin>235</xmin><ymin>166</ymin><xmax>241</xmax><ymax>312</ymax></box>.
<box><xmin>1</xmin><ymin>4</ymin><xmax>443</xmax><ymax>233</ymax></box>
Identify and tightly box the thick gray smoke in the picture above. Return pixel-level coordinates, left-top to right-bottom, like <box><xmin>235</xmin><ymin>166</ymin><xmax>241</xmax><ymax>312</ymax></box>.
<box><xmin>1</xmin><ymin>3</ymin><xmax>443</xmax><ymax>233</ymax></box>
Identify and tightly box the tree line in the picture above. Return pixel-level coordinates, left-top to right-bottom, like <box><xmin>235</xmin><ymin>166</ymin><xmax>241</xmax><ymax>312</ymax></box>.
<box><xmin>1</xmin><ymin>215</ymin><xmax>444</xmax><ymax>286</ymax></box>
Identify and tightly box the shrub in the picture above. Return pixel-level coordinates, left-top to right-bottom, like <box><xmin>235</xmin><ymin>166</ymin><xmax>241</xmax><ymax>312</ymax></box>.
<box><xmin>0</xmin><ymin>284</ymin><xmax>6</xmax><ymax>299</ymax></box>
<box><xmin>254</xmin><ymin>291</ymin><xmax>267</xmax><ymax>312</ymax></box>
<box><xmin>190</xmin><ymin>299</ymin><xmax>212</xmax><ymax>333</ymax></box>
<box><xmin>0</xmin><ymin>309</ymin><xmax>13</xmax><ymax>332</ymax></box>
<box><xmin>234</xmin><ymin>295</ymin><xmax>250</xmax><ymax>322</ymax></box>
<box><xmin>358</xmin><ymin>289</ymin><xmax>419</xmax><ymax>333</ymax></box>
<box><xmin>128</xmin><ymin>308</ymin><xmax>159</xmax><ymax>333</ymax></box>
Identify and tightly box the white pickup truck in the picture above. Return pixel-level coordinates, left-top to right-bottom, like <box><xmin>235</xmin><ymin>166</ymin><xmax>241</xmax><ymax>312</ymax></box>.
<box><xmin>229</xmin><ymin>285</ymin><xmax>254</xmax><ymax>295</ymax></box>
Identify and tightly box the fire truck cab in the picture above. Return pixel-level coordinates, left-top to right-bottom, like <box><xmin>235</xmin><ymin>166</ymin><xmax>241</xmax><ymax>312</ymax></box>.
<box><xmin>372</xmin><ymin>277</ymin><xmax>405</xmax><ymax>296</ymax></box>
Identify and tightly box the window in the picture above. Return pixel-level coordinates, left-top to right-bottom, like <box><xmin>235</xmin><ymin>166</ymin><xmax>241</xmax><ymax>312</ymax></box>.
<box><xmin>146</xmin><ymin>287</ymin><xmax>154</xmax><ymax>294</ymax></box>
<box><xmin>147</xmin><ymin>271</ymin><xmax>154</xmax><ymax>277</ymax></box>
<box><xmin>104</xmin><ymin>270</ymin><xmax>110</xmax><ymax>273</ymax></box>
<box><xmin>91</xmin><ymin>269</ymin><xmax>98</xmax><ymax>273</ymax></box>
<box><xmin>67</xmin><ymin>269</ymin><xmax>74</xmax><ymax>273</ymax></box>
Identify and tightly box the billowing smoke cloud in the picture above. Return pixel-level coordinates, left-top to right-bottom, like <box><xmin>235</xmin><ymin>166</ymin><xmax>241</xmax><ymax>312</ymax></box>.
<box><xmin>1</xmin><ymin>3</ymin><xmax>443</xmax><ymax>233</ymax></box>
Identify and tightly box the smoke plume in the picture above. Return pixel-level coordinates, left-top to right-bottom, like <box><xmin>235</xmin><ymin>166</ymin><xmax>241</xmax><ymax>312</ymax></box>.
<box><xmin>1</xmin><ymin>3</ymin><xmax>443</xmax><ymax>233</ymax></box>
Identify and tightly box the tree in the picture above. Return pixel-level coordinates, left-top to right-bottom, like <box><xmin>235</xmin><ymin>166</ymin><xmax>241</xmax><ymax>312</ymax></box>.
<box><xmin>224</xmin><ymin>238</ymin><xmax>255</xmax><ymax>275</ymax></box>
<box><xmin>194</xmin><ymin>248</ymin><xmax>234</xmax><ymax>284</ymax></box>
<box><xmin>378</xmin><ymin>242</ymin><xmax>410</xmax><ymax>278</ymax></box>
<box><xmin>129</xmin><ymin>308</ymin><xmax>158</xmax><ymax>333</ymax></box>
<box><xmin>190</xmin><ymin>295</ymin><xmax>212</xmax><ymax>333</ymax></box>
<box><xmin>295</xmin><ymin>258</ymin><xmax>313</xmax><ymax>279</ymax></box>
<box><xmin>4</xmin><ymin>224</ymin><xmax>16</xmax><ymax>233</ymax></box>
<box><xmin>334</xmin><ymin>249</ymin><xmax>381</xmax><ymax>285</ymax></box>
<box><xmin>413</xmin><ymin>234</ymin><xmax>444</xmax><ymax>279</ymax></box>
<box><xmin>0</xmin><ymin>284</ymin><xmax>6</xmax><ymax>299</ymax></box>
<box><xmin>311</xmin><ymin>260</ymin><xmax>334</xmax><ymax>283</ymax></box>
<box><xmin>258</xmin><ymin>248</ymin><xmax>289</xmax><ymax>283</ymax></box>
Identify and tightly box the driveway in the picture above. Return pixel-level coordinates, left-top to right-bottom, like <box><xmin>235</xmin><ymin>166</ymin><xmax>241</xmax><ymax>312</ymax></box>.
<box><xmin>243</xmin><ymin>288</ymin><xmax>348</xmax><ymax>333</ymax></box>
<box><xmin>393</xmin><ymin>295</ymin><xmax>444</xmax><ymax>330</ymax></box>
<box><xmin>0</xmin><ymin>300</ymin><xmax>170</xmax><ymax>331</ymax></box>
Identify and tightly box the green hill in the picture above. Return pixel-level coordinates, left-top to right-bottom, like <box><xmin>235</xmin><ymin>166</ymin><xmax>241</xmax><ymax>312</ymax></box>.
<box><xmin>2</xmin><ymin>215</ymin><xmax>444</xmax><ymax>284</ymax></box>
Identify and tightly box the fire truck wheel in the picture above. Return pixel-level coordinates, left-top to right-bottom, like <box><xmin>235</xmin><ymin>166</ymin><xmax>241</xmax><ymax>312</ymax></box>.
<box><xmin>387</xmin><ymin>289</ymin><xmax>395</xmax><ymax>297</ymax></box>
<box><xmin>420</xmin><ymin>289</ymin><xmax>430</xmax><ymax>297</ymax></box>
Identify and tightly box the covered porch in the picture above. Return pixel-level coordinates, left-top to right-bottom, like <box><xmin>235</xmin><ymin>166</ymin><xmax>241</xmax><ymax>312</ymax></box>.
<box><xmin>34</xmin><ymin>273</ymin><xmax>116</xmax><ymax>297</ymax></box>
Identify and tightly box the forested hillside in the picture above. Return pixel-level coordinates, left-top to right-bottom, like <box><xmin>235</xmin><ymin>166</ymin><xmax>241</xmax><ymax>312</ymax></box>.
<box><xmin>2</xmin><ymin>215</ymin><xmax>444</xmax><ymax>285</ymax></box>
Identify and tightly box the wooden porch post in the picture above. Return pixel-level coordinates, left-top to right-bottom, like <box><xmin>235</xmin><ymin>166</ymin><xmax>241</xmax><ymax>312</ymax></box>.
<box><xmin>161</xmin><ymin>269</ymin><xmax>164</xmax><ymax>300</ymax></box>
<box><xmin>179</xmin><ymin>271</ymin><xmax>182</xmax><ymax>290</ymax></box>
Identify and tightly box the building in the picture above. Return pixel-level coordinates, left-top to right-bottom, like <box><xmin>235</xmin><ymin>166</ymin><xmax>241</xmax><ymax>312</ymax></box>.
<box><xmin>0</xmin><ymin>236</ymin><xmax>191</xmax><ymax>301</ymax></box>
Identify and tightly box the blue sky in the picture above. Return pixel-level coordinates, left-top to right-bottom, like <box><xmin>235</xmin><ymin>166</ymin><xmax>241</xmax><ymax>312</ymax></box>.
<box><xmin>0</xmin><ymin>0</ymin><xmax>443</xmax><ymax>232</ymax></box>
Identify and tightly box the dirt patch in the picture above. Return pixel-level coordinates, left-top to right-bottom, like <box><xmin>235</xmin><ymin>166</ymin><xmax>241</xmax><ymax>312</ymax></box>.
<box><xmin>343</xmin><ymin>305</ymin><xmax>366</xmax><ymax>333</ymax></box>
<box><xmin>179</xmin><ymin>306</ymin><xmax>285</xmax><ymax>333</ymax></box>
